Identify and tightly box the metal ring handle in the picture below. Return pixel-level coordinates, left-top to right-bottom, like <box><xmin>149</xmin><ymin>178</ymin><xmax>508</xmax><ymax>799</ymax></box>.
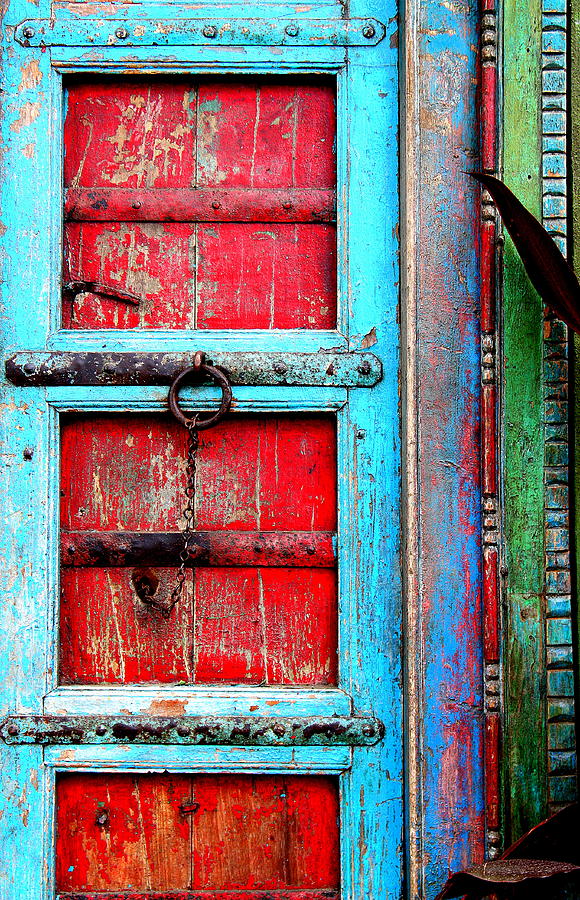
<box><xmin>168</xmin><ymin>361</ymin><xmax>232</xmax><ymax>430</ymax></box>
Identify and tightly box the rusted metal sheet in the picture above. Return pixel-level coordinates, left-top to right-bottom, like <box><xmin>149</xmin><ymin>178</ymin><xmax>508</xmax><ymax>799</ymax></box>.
<box><xmin>65</xmin><ymin>188</ymin><xmax>336</xmax><ymax>223</ymax></box>
<box><xmin>0</xmin><ymin>715</ymin><xmax>383</xmax><ymax>745</ymax></box>
<box><xmin>5</xmin><ymin>351</ymin><xmax>381</xmax><ymax>387</ymax></box>
<box><xmin>61</xmin><ymin>531</ymin><xmax>337</xmax><ymax>568</ymax></box>
<box><xmin>15</xmin><ymin>17</ymin><xmax>386</xmax><ymax>47</ymax></box>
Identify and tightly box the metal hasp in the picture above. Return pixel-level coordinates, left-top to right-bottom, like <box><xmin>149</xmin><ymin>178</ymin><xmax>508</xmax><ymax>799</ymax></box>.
<box><xmin>5</xmin><ymin>352</ymin><xmax>382</xmax><ymax>387</ymax></box>
<box><xmin>14</xmin><ymin>18</ymin><xmax>385</xmax><ymax>48</ymax></box>
<box><xmin>0</xmin><ymin>715</ymin><xmax>384</xmax><ymax>746</ymax></box>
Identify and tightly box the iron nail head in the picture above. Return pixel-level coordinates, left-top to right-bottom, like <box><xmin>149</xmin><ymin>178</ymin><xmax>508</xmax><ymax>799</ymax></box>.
<box><xmin>95</xmin><ymin>724</ymin><xmax>107</xmax><ymax>736</ymax></box>
<box><xmin>273</xmin><ymin>362</ymin><xmax>288</xmax><ymax>375</ymax></box>
<box><xmin>357</xmin><ymin>360</ymin><xmax>372</xmax><ymax>375</ymax></box>
<box><xmin>203</xmin><ymin>25</ymin><xmax>218</xmax><ymax>38</ymax></box>
<box><xmin>115</xmin><ymin>27</ymin><xmax>129</xmax><ymax>39</ymax></box>
<box><xmin>22</xmin><ymin>26</ymin><xmax>35</xmax><ymax>38</ymax></box>
<box><xmin>362</xmin><ymin>724</ymin><xmax>375</xmax><ymax>737</ymax></box>
<box><xmin>285</xmin><ymin>24</ymin><xmax>299</xmax><ymax>37</ymax></box>
<box><xmin>132</xmin><ymin>200</ymin><xmax>142</xmax><ymax>209</ymax></box>
<box><xmin>7</xmin><ymin>724</ymin><xmax>19</xmax><ymax>736</ymax></box>
<box><xmin>362</xmin><ymin>23</ymin><xmax>376</xmax><ymax>38</ymax></box>
<box><xmin>177</xmin><ymin>726</ymin><xmax>190</xmax><ymax>737</ymax></box>
<box><xmin>212</xmin><ymin>200</ymin><xmax>221</xmax><ymax>210</ymax></box>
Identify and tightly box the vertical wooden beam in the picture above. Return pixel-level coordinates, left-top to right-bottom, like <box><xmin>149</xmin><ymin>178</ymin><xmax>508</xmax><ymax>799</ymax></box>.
<box><xmin>480</xmin><ymin>0</ymin><xmax>502</xmax><ymax>862</ymax></box>
<box><xmin>503</xmin><ymin>0</ymin><xmax>547</xmax><ymax>841</ymax></box>
<box><xmin>403</xmin><ymin>0</ymin><xmax>484</xmax><ymax>894</ymax></box>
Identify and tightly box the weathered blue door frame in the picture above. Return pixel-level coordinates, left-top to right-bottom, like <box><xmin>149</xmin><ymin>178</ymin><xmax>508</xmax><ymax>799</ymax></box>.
<box><xmin>0</xmin><ymin>0</ymin><xmax>486</xmax><ymax>899</ymax></box>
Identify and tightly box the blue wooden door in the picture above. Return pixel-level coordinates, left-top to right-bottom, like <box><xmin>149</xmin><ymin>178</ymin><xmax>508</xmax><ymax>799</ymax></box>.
<box><xmin>0</xmin><ymin>1</ymin><xmax>401</xmax><ymax>898</ymax></box>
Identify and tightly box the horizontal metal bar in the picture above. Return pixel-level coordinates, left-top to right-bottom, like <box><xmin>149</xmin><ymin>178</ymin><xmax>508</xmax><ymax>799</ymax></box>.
<box><xmin>65</xmin><ymin>188</ymin><xmax>336</xmax><ymax>224</ymax></box>
<box><xmin>15</xmin><ymin>18</ymin><xmax>385</xmax><ymax>48</ymax></box>
<box><xmin>58</xmin><ymin>892</ymin><xmax>339</xmax><ymax>900</ymax></box>
<box><xmin>0</xmin><ymin>715</ymin><xmax>383</xmax><ymax>746</ymax></box>
<box><xmin>61</xmin><ymin>531</ymin><xmax>336</xmax><ymax>568</ymax></box>
<box><xmin>5</xmin><ymin>351</ymin><xmax>381</xmax><ymax>387</ymax></box>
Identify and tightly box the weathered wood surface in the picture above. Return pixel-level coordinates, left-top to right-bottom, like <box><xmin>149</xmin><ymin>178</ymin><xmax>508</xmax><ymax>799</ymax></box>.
<box><xmin>63</xmin><ymin>81</ymin><xmax>336</xmax><ymax>330</ymax></box>
<box><xmin>503</xmin><ymin>0</ymin><xmax>547</xmax><ymax>841</ymax></box>
<box><xmin>56</xmin><ymin>774</ymin><xmax>339</xmax><ymax>892</ymax></box>
<box><xmin>59</xmin><ymin>414</ymin><xmax>337</xmax><ymax>685</ymax></box>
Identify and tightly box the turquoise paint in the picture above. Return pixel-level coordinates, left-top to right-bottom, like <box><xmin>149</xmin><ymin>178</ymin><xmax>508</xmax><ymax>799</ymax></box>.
<box><xmin>0</xmin><ymin>5</ymin><xmax>402</xmax><ymax>900</ymax></box>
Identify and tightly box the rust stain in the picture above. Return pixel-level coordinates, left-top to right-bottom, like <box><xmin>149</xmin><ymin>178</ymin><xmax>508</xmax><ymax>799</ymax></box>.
<box><xmin>360</xmin><ymin>326</ymin><xmax>378</xmax><ymax>349</ymax></box>
<box><xmin>146</xmin><ymin>698</ymin><xmax>187</xmax><ymax>716</ymax></box>
<box><xmin>19</xmin><ymin>60</ymin><xmax>42</xmax><ymax>92</ymax></box>
<box><xmin>10</xmin><ymin>101</ymin><xmax>41</xmax><ymax>133</ymax></box>
<box><xmin>22</xmin><ymin>143</ymin><xmax>35</xmax><ymax>158</ymax></box>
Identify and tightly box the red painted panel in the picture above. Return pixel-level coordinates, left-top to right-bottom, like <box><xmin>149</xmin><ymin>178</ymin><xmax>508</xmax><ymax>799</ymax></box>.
<box><xmin>56</xmin><ymin>773</ymin><xmax>192</xmax><ymax>892</ymax></box>
<box><xmin>64</xmin><ymin>81</ymin><xmax>197</xmax><ymax>189</ymax></box>
<box><xmin>59</xmin><ymin>568</ymin><xmax>194</xmax><ymax>684</ymax></box>
<box><xmin>194</xmin><ymin>568</ymin><xmax>337</xmax><ymax>684</ymax></box>
<box><xmin>191</xmin><ymin>776</ymin><xmax>340</xmax><ymax>889</ymax></box>
<box><xmin>196</xmin><ymin>83</ymin><xmax>335</xmax><ymax>189</ymax></box>
<box><xmin>60</xmin><ymin>415</ymin><xmax>337</xmax><ymax>685</ymax></box>
<box><xmin>56</xmin><ymin>775</ymin><xmax>339</xmax><ymax>893</ymax></box>
<box><xmin>63</xmin><ymin>79</ymin><xmax>336</xmax><ymax>330</ymax></box>
<box><xmin>63</xmin><ymin>222</ymin><xmax>196</xmax><ymax>329</ymax></box>
<box><xmin>195</xmin><ymin>417</ymin><xmax>337</xmax><ymax>532</ymax></box>
<box><xmin>196</xmin><ymin>224</ymin><xmax>336</xmax><ymax>330</ymax></box>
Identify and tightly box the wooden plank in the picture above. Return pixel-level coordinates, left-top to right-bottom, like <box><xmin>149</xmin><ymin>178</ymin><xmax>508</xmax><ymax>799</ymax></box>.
<box><xmin>64</xmin><ymin>81</ymin><xmax>197</xmax><ymax>190</ymax></box>
<box><xmin>191</xmin><ymin>776</ymin><xmax>339</xmax><ymax>888</ymax></box>
<box><xmin>65</xmin><ymin>188</ymin><xmax>336</xmax><ymax>222</ymax></box>
<box><xmin>503</xmin><ymin>0</ymin><xmax>547</xmax><ymax>839</ymax></box>
<box><xmin>196</xmin><ymin>82</ymin><xmax>335</xmax><ymax>189</ymax></box>
<box><xmin>195</xmin><ymin>417</ymin><xmax>336</xmax><ymax>531</ymax></box>
<box><xmin>56</xmin><ymin>774</ymin><xmax>339</xmax><ymax>892</ymax></box>
<box><xmin>59</xmin><ymin>567</ymin><xmax>194</xmax><ymax>684</ymax></box>
<box><xmin>194</xmin><ymin>568</ymin><xmax>337</xmax><ymax>684</ymax></box>
<box><xmin>55</xmin><ymin>773</ymin><xmax>192</xmax><ymax>891</ymax></box>
<box><xmin>63</xmin><ymin>222</ymin><xmax>197</xmax><ymax>329</ymax></box>
<box><xmin>196</xmin><ymin>224</ymin><xmax>336</xmax><ymax>330</ymax></box>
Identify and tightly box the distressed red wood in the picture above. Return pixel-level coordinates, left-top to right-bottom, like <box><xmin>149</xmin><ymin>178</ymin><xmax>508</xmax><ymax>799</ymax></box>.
<box><xmin>59</xmin><ymin>893</ymin><xmax>339</xmax><ymax>900</ymax></box>
<box><xmin>56</xmin><ymin>775</ymin><xmax>339</xmax><ymax>893</ymax></box>
<box><xmin>63</xmin><ymin>79</ymin><xmax>336</xmax><ymax>330</ymax></box>
<box><xmin>59</xmin><ymin>415</ymin><xmax>337</xmax><ymax>685</ymax></box>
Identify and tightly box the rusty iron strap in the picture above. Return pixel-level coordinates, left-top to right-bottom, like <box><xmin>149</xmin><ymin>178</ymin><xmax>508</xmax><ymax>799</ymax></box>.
<box><xmin>5</xmin><ymin>352</ymin><xmax>381</xmax><ymax>387</ymax></box>
<box><xmin>0</xmin><ymin>715</ymin><xmax>384</xmax><ymax>746</ymax></box>
<box><xmin>61</xmin><ymin>531</ymin><xmax>337</xmax><ymax>568</ymax></box>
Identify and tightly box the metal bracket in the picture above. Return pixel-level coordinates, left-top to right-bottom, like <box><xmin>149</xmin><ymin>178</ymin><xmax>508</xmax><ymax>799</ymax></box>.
<box><xmin>15</xmin><ymin>17</ymin><xmax>385</xmax><ymax>48</ymax></box>
<box><xmin>5</xmin><ymin>351</ymin><xmax>382</xmax><ymax>388</ymax></box>
<box><xmin>0</xmin><ymin>715</ymin><xmax>384</xmax><ymax>746</ymax></box>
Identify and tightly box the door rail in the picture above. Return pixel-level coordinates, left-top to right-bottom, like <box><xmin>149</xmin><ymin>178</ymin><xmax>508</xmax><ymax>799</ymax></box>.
<box><xmin>5</xmin><ymin>351</ymin><xmax>381</xmax><ymax>387</ymax></box>
<box><xmin>0</xmin><ymin>715</ymin><xmax>384</xmax><ymax>746</ymax></box>
<box><xmin>15</xmin><ymin>17</ymin><xmax>385</xmax><ymax>48</ymax></box>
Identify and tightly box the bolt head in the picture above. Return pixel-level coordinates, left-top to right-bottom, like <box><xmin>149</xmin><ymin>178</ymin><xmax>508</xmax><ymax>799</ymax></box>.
<box><xmin>7</xmin><ymin>724</ymin><xmax>19</xmax><ymax>736</ymax></box>
<box><xmin>95</xmin><ymin>724</ymin><xmax>107</xmax><ymax>736</ymax></box>
<box><xmin>285</xmin><ymin>24</ymin><xmax>299</xmax><ymax>37</ymax></box>
<box><xmin>362</xmin><ymin>23</ymin><xmax>376</xmax><ymax>38</ymax></box>
<box><xmin>203</xmin><ymin>25</ymin><xmax>218</xmax><ymax>38</ymax></box>
<box><xmin>212</xmin><ymin>200</ymin><xmax>221</xmax><ymax>210</ymax></box>
<box><xmin>22</xmin><ymin>26</ymin><xmax>35</xmax><ymax>39</ymax></box>
<box><xmin>177</xmin><ymin>726</ymin><xmax>190</xmax><ymax>737</ymax></box>
<box><xmin>282</xmin><ymin>201</ymin><xmax>292</xmax><ymax>210</ymax></box>
<box><xmin>132</xmin><ymin>200</ymin><xmax>142</xmax><ymax>210</ymax></box>
<box><xmin>273</xmin><ymin>362</ymin><xmax>288</xmax><ymax>375</ymax></box>
<box><xmin>362</xmin><ymin>724</ymin><xmax>375</xmax><ymax>737</ymax></box>
<box><xmin>23</xmin><ymin>363</ymin><xmax>35</xmax><ymax>375</ymax></box>
<box><xmin>272</xmin><ymin>724</ymin><xmax>286</xmax><ymax>737</ymax></box>
<box><xmin>115</xmin><ymin>27</ymin><xmax>129</xmax><ymax>39</ymax></box>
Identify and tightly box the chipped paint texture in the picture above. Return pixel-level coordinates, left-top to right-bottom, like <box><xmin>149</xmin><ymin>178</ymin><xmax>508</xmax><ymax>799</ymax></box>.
<box><xmin>1</xmin><ymin>0</ymin><xmax>404</xmax><ymax>898</ymax></box>
<box><xmin>408</xmin><ymin>0</ymin><xmax>484</xmax><ymax>893</ymax></box>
